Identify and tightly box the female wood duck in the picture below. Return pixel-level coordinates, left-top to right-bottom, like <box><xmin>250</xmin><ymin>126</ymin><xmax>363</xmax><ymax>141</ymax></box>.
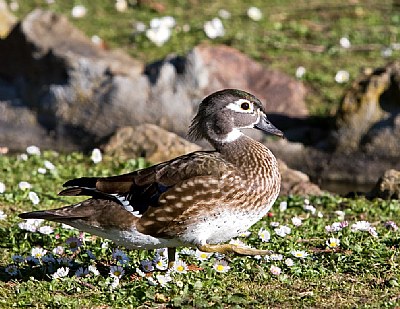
<box><xmin>19</xmin><ymin>89</ymin><xmax>283</xmax><ymax>263</ymax></box>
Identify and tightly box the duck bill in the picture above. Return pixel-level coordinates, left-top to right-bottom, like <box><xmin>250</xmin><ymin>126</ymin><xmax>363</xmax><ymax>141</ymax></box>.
<box><xmin>254</xmin><ymin>115</ymin><xmax>284</xmax><ymax>138</ymax></box>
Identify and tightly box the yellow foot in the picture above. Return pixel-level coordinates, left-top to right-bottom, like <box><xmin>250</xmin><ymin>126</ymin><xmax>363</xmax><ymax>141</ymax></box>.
<box><xmin>198</xmin><ymin>243</ymin><xmax>272</xmax><ymax>256</ymax></box>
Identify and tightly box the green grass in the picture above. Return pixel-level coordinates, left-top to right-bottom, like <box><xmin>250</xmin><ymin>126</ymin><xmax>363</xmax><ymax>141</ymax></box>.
<box><xmin>8</xmin><ymin>0</ymin><xmax>400</xmax><ymax>115</ymax></box>
<box><xmin>0</xmin><ymin>151</ymin><xmax>400</xmax><ymax>308</ymax></box>
<box><xmin>2</xmin><ymin>1</ymin><xmax>400</xmax><ymax>307</ymax></box>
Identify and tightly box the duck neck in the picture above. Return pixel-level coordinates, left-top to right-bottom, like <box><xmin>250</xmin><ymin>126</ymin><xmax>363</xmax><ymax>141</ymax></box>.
<box><xmin>211</xmin><ymin>134</ymin><xmax>277</xmax><ymax>170</ymax></box>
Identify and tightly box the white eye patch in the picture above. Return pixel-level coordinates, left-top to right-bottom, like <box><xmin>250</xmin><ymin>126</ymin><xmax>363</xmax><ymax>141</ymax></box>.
<box><xmin>226</xmin><ymin>99</ymin><xmax>254</xmax><ymax>113</ymax></box>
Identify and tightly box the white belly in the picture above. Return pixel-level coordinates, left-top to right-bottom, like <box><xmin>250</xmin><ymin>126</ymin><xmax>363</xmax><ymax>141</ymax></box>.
<box><xmin>180</xmin><ymin>207</ymin><xmax>271</xmax><ymax>246</ymax></box>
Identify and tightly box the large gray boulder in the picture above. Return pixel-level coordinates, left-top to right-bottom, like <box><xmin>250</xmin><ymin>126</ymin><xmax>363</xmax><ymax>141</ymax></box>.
<box><xmin>0</xmin><ymin>9</ymin><xmax>307</xmax><ymax>151</ymax></box>
<box><xmin>335</xmin><ymin>62</ymin><xmax>400</xmax><ymax>157</ymax></box>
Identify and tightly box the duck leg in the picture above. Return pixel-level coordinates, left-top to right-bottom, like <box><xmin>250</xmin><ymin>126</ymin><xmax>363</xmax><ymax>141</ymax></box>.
<box><xmin>198</xmin><ymin>243</ymin><xmax>272</xmax><ymax>256</ymax></box>
<box><xmin>167</xmin><ymin>247</ymin><xmax>176</xmax><ymax>268</ymax></box>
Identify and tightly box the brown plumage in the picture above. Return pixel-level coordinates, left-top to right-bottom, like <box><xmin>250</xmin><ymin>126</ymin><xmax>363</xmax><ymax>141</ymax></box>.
<box><xmin>19</xmin><ymin>89</ymin><xmax>283</xmax><ymax>260</ymax></box>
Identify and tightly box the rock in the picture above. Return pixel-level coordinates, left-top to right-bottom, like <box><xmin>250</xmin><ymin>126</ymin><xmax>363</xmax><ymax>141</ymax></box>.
<box><xmin>367</xmin><ymin>169</ymin><xmax>400</xmax><ymax>199</ymax></box>
<box><xmin>0</xmin><ymin>9</ymin><xmax>307</xmax><ymax>152</ymax></box>
<box><xmin>103</xmin><ymin>124</ymin><xmax>201</xmax><ymax>163</ymax></box>
<box><xmin>278</xmin><ymin>159</ymin><xmax>324</xmax><ymax>196</ymax></box>
<box><xmin>192</xmin><ymin>44</ymin><xmax>308</xmax><ymax>117</ymax></box>
<box><xmin>0</xmin><ymin>9</ymin><xmax>146</xmax><ymax>150</ymax></box>
<box><xmin>335</xmin><ymin>62</ymin><xmax>400</xmax><ymax>156</ymax></box>
<box><xmin>0</xmin><ymin>1</ymin><xmax>16</xmax><ymax>38</ymax></box>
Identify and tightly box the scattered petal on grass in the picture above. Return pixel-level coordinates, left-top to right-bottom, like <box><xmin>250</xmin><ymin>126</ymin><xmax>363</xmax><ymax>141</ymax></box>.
<box><xmin>154</xmin><ymin>255</ymin><xmax>168</xmax><ymax>270</ymax></box>
<box><xmin>110</xmin><ymin>265</ymin><xmax>125</xmax><ymax>278</ymax></box>
<box><xmin>71</xmin><ymin>5</ymin><xmax>87</xmax><ymax>18</ymax></box>
<box><xmin>26</xmin><ymin>145</ymin><xmax>41</xmax><ymax>155</ymax></box>
<box><xmin>112</xmin><ymin>249</ymin><xmax>130</xmax><ymax>264</ymax></box>
<box><xmin>65</xmin><ymin>237</ymin><xmax>83</xmax><ymax>252</ymax></box>
<box><xmin>291</xmin><ymin>250</ymin><xmax>309</xmax><ymax>259</ymax></box>
<box><xmin>38</xmin><ymin>225</ymin><xmax>54</xmax><ymax>235</ymax></box>
<box><xmin>381</xmin><ymin>47</ymin><xmax>393</xmax><ymax>58</ymax></box>
<box><xmin>134</xmin><ymin>22</ymin><xmax>147</xmax><ymax>32</ymax></box>
<box><xmin>285</xmin><ymin>258</ymin><xmax>294</xmax><ymax>267</ymax></box>
<box><xmin>136</xmin><ymin>267</ymin><xmax>146</xmax><ymax>278</ymax></box>
<box><xmin>173</xmin><ymin>260</ymin><xmax>188</xmax><ymax>274</ymax></box>
<box><xmin>239</xmin><ymin>230</ymin><xmax>252</xmax><ymax>238</ymax></box>
<box><xmin>270</xmin><ymin>265</ymin><xmax>281</xmax><ymax>275</ymax></box>
<box><xmin>18</xmin><ymin>219</ymin><xmax>43</xmax><ymax>232</ymax></box>
<box><xmin>291</xmin><ymin>217</ymin><xmax>302</xmax><ymax>226</ymax></box>
<box><xmin>270</xmin><ymin>222</ymin><xmax>280</xmax><ymax>227</ymax></box>
<box><xmin>0</xmin><ymin>210</ymin><xmax>7</xmax><ymax>220</ymax></box>
<box><xmin>115</xmin><ymin>0</ymin><xmax>127</xmax><ymax>12</ymax></box>
<box><xmin>31</xmin><ymin>247</ymin><xmax>47</xmax><ymax>259</ymax></box>
<box><xmin>88</xmin><ymin>265</ymin><xmax>100</xmax><ymax>276</ymax></box>
<box><xmin>295</xmin><ymin>66</ymin><xmax>306</xmax><ymax>79</ymax></box>
<box><xmin>218</xmin><ymin>9</ymin><xmax>231</xmax><ymax>19</ymax></box>
<box><xmin>326</xmin><ymin>221</ymin><xmax>348</xmax><ymax>233</ymax></box>
<box><xmin>156</xmin><ymin>274</ymin><xmax>172</xmax><ymax>287</ymax></box>
<box><xmin>42</xmin><ymin>254</ymin><xmax>56</xmax><ymax>264</ymax></box>
<box><xmin>270</xmin><ymin>254</ymin><xmax>283</xmax><ymax>261</ymax></box>
<box><xmin>279</xmin><ymin>201</ymin><xmax>288</xmax><ymax>211</ymax></box>
<box><xmin>52</xmin><ymin>246</ymin><xmax>65</xmax><ymax>255</ymax></box>
<box><xmin>368</xmin><ymin>227</ymin><xmax>378</xmax><ymax>237</ymax></box>
<box><xmin>351</xmin><ymin>221</ymin><xmax>371</xmax><ymax>232</ymax></box>
<box><xmin>384</xmin><ymin>221</ymin><xmax>399</xmax><ymax>231</ymax></box>
<box><xmin>18</xmin><ymin>181</ymin><xmax>31</xmax><ymax>190</ymax></box>
<box><xmin>303</xmin><ymin>204</ymin><xmax>316</xmax><ymax>214</ymax></box>
<box><xmin>335</xmin><ymin>70</ymin><xmax>350</xmax><ymax>83</ymax></box>
<box><xmin>195</xmin><ymin>249</ymin><xmax>213</xmax><ymax>261</ymax></box>
<box><xmin>44</xmin><ymin>160</ymin><xmax>56</xmax><ymax>170</ymax></box>
<box><xmin>339</xmin><ymin>37</ymin><xmax>351</xmax><ymax>48</ymax></box>
<box><xmin>26</xmin><ymin>256</ymin><xmax>40</xmax><ymax>265</ymax></box>
<box><xmin>146</xmin><ymin>26</ymin><xmax>171</xmax><ymax>47</ymax></box>
<box><xmin>56</xmin><ymin>257</ymin><xmax>73</xmax><ymax>267</ymax></box>
<box><xmin>335</xmin><ymin>210</ymin><xmax>345</xmax><ymax>220</ymax></box>
<box><xmin>75</xmin><ymin>267</ymin><xmax>89</xmax><ymax>277</ymax></box>
<box><xmin>110</xmin><ymin>276</ymin><xmax>120</xmax><ymax>289</ymax></box>
<box><xmin>213</xmin><ymin>260</ymin><xmax>230</xmax><ymax>273</ymax></box>
<box><xmin>29</xmin><ymin>191</ymin><xmax>40</xmax><ymax>205</ymax></box>
<box><xmin>18</xmin><ymin>153</ymin><xmax>28</xmax><ymax>161</ymax></box>
<box><xmin>179</xmin><ymin>248</ymin><xmax>196</xmax><ymax>256</ymax></box>
<box><xmin>147</xmin><ymin>276</ymin><xmax>158</xmax><ymax>286</ymax></box>
<box><xmin>52</xmin><ymin>267</ymin><xmax>70</xmax><ymax>279</ymax></box>
<box><xmin>258</xmin><ymin>228</ymin><xmax>271</xmax><ymax>242</ymax></box>
<box><xmin>326</xmin><ymin>237</ymin><xmax>341</xmax><ymax>248</ymax></box>
<box><xmin>0</xmin><ymin>182</ymin><xmax>5</xmax><ymax>194</ymax></box>
<box><xmin>204</xmin><ymin>18</ymin><xmax>224</xmax><ymax>39</ymax></box>
<box><xmin>86</xmin><ymin>250</ymin><xmax>96</xmax><ymax>260</ymax></box>
<box><xmin>274</xmin><ymin>225</ymin><xmax>291</xmax><ymax>237</ymax></box>
<box><xmin>5</xmin><ymin>265</ymin><xmax>18</xmax><ymax>276</ymax></box>
<box><xmin>37</xmin><ymin>168</ymin><xmax>47</xmax><ymax>174</ymax></box>
<box><xmin>247</xmin><ymin>6</ymin><xmax>262</xmax><ymax>21</ymax></box>
<box><xmin>12</xmin><ymin>255</ymin><xmax>24</xmax><ymax>264</ymax></box>
<box><xmin>140</xmin><ymin>260</ymin><xmax>154</xmax><ymax>273</ymax></box>
<box><xmin>91</xmin><ymin>148</ymin><xmax>102</xmax><ymax>164</ymax></box>
<box><xmin>91</xmin><ymin>35</ymin><xmax>103</xmax><ymax>46</ymax></box>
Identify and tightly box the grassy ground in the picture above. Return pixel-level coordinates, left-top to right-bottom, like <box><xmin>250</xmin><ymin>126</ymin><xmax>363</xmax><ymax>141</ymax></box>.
<box><xmin>0</xmin><ymin>151</ymin><xmax>399</xmax><ymax>308</ymax></box>
<box><xmin>1</xmin><ymin>1</ymin><xmax>400</xmax><ymax>308</ymax></box>
<box><xmin>9</xmin><ymin>0</ymin><xmax>400</xmax><ymax>115</ymax></box>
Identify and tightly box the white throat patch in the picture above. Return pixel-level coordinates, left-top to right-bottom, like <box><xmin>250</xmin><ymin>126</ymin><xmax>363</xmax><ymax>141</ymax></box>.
<box><xmin>218</xmin><ymin>128</ymin><xmax>243</xmax><ymax>143</ymax></box>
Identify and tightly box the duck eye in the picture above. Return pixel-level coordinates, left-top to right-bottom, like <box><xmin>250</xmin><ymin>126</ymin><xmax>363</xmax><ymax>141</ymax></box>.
<box><xmin>240</xmin><ymin>102</ymin><xmax>250</xmax><ymax>110</ymax></box>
